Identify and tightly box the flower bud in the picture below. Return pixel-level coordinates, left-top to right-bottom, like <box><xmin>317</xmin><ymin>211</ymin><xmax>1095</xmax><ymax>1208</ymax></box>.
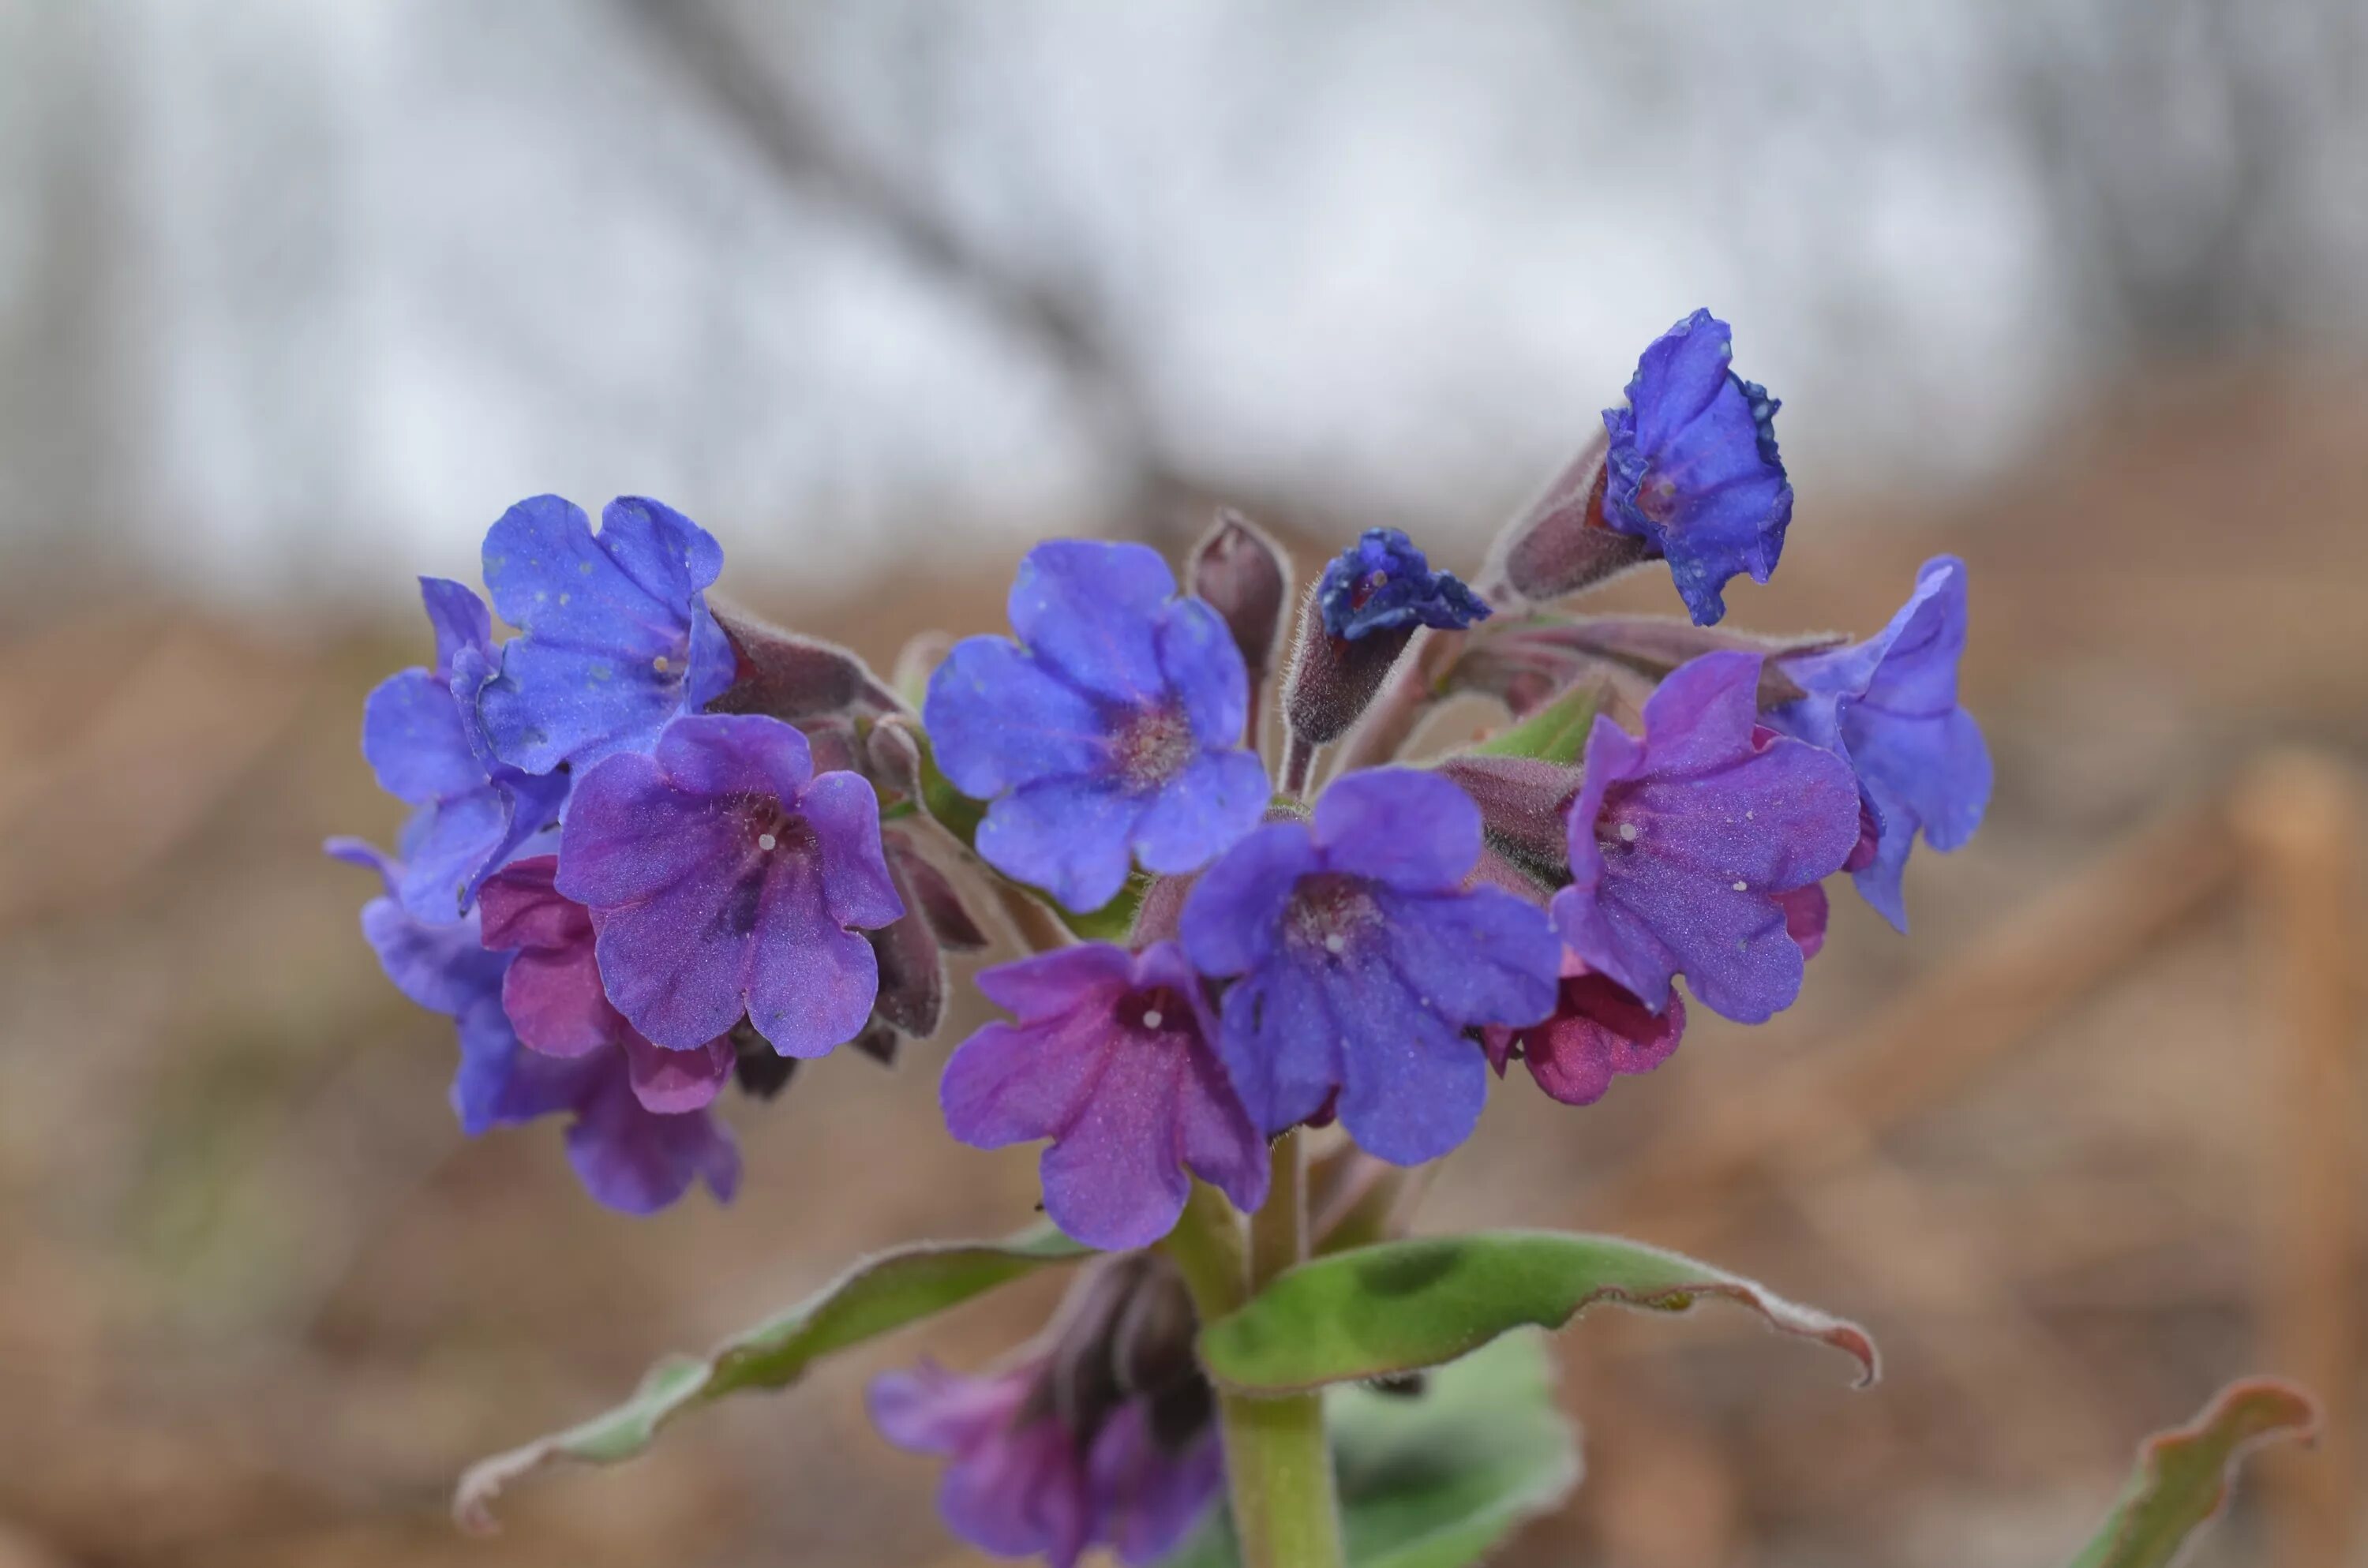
<box><xmin>1433</xmin><ymin>754</ymin><xmax>1579</xmax><ymax>887</ymax></box>
<box><xmin>1488</xmin><ymin>432</ymin><xmax>1658</xmax><ymax>604</ymax></box>
<box><xmin>730</xmin><ymin>1021</ymin><xmax>800</xmax><ymax>1100</ymax></box>
<box><xmin>886</xmin><ymin>834</ymin><xmax>988</xmax><ymax>951</ymax></box>
<box><xmin>864</xmin><ymin>829</ymin><xmax>954</xmax><ymax>1045</ymax></box>
<box><xmin>1282</xmin><ymin>528</ymin><xmax>1491</xmax><ymax>750</ymax></box>
<box><xmin>710</xmin><ymin>604</ymin><xmax>887</xmax><ymax>720</ymax></box>
<box><xmin>1190</xmin><ymin>508</ymin><xmax>1291</xmax><ymax>687</ymax></box>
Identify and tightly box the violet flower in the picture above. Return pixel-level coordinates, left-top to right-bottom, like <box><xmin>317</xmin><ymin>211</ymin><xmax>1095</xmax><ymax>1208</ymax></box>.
<box><xmin>1178</xmin><ymin>768</ymin><xmax>1562</xmax><ymax>1164</ymax></box>
<box><xmin>476</xmin><ymin>495</ymin><xmax>736</xmax><ymax>775</ymax></box>
<box><xmin>556</xmin><ymin>713</ymin><xmax>903</xmax><ymax>1056</ymax></box>
<box><xmin>939</xmin><ymin>941</ymin><xmax>1268</xmax><ymax>1250</ymax></box>
<box><xmin>328</xmin><ymin>839</ymin><xmax>740</xmax><ymax>1214</ymax></box>
<box><xmin>360</xmin><ymin>578</ymin><xmax>568</xmax><ymax>921</ymax></box>
<box><xmin>868</xmin><ymin>1357</ymin><xmax>1220</xmax><ymax>1568</ymax></box>
<box><xmin>923</xmin><ymin>540</ymin><xmax>1268</xmax><ymax>912</ymax></box>
<box><xmin>1551</xmin><ymin>650</ymin><xmax>1860</xmax><ymax>1023</ymax></box>
<box><xmin>1601</xmin><ymin>310</ymin><xmax>1792</xmax><ymax>626</ymax></box>
<box><xmin>1769</xmin><ymin>556</ymin><xmax>1991</xmax><ymax>931</ymax></box>
<box><xmin>477</xmin><ymin>855</ymin><xmax>735</xmax><ymax>1113</ymax></box>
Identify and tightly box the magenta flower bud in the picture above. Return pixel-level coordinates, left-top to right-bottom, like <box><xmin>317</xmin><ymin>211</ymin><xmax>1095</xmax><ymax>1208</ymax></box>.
<box><xmin>1190</xmin><ymin>508</ymin><xmax>1291</xmax><ymax>686</ymax></box>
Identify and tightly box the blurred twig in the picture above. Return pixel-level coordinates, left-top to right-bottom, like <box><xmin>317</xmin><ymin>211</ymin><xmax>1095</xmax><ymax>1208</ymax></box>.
<box><xmin>616</xmin><ymin>0</ymin><xmax>1208</xmax><ymax>545</ymax></box>
<box><xmin>2234</xmin><ymin>752</ymin><xmax>2362</xmax><ymax>1567</ymax></box>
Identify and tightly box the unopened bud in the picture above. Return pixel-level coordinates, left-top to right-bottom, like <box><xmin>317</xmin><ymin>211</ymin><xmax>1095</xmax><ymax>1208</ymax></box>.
<box><xmin>1488</xmin><ymin>432</ymin><xmax>1658</xmax><ymax>604</ymax></box>
<box><xmin>710</xmin><ymin>604</ymin><xmax>886</xmax><ymax>720</ymax></box>
<box><xmin>1283</xmin><ymin>529</ymin><xmax>1489</xmax><ymax>749</ymax></box>
<box><xmin>1434</xmin><ymin>754</ymin><xmax>1579</xmax><ymax>888</ymax></box>
<box><xmin>865</xmin><ymin>831</ymin><xmax>951</xmax><ymax>1042</ymax></box>
<box><xmin>886</xmin><ymin>833</ymin><xmax>988</xmax><ymax>952</ymax></box>
<box><xmin>1190</xmin><ymin>509</ymin><xmax>1291</xmax><ymax>686</ymax></box>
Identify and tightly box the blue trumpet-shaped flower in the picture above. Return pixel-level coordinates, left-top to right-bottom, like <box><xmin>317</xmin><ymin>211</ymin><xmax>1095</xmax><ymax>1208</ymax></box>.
<box><xmin>1601</xmin><ymin>310</ymin><xmax>1793</xmax><ymax>626</ymax></box>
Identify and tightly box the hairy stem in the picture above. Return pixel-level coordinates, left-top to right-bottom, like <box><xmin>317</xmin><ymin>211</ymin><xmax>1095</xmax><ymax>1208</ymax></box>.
<box><xmin>1279</xmin><ymin>732</ymin><xmax>1321</xmax><ymax>799</ymax></box>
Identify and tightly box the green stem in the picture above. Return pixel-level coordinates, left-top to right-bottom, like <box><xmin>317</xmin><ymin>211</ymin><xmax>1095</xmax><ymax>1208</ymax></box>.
<box><xmin>1167</xmin><ymin>1157</ymin><xmax>1343</xmax><ymax>1568</ymax></box>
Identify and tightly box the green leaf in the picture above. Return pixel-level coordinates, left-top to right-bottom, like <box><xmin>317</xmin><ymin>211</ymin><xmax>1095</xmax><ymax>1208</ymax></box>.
<box><xmin>1060</xmin><ymin>866</ymin><xmax>1154</xmax><ymax>940</ymax></box>
<box><xmin>911</xmin><ymin>728</ymin><xmax>987</xmax><ymax>848</ymax></box>
<box><xmin>1468</xmin><ymin>681</ymin><xmax>1602</xmax><ymax>765</ymax></box>
<box><xmin>1163</xmin><ymin>1330</ymin><xmax>1580</xmax><ymax>1568</ymax></box>
<box><xmin>1198</xmin><ymin>1230</ymin><xmax>1877</xmax><ymax>1395</ymax></box>
<box><xmin>453</xmin><ymin>1225</ymin><xmax>1087</xmax><ymax>1532</ymax></box>
<box><xmin>2066</xmin><ymin>1376</ymin><xmax>2317</xmax><ymax>1568</ymax></box>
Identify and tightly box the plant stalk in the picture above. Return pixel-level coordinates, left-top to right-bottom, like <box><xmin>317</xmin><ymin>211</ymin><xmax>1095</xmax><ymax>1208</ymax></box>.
<box><xmin>1166</xmin><ymin>1148</ymin><xmax>1343</xmax><ymax>1568</ymax></box>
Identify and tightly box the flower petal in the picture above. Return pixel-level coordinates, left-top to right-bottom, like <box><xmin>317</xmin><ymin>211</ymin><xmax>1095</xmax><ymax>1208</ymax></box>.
<box><xmin>1310</xmin><ymin>767</ymin><xmax>1483</xmax><ymax>893</ymax></box>
<box><xmin>1178</xmin><ymin>821</ymin><xmax>1320</xmax><ymax>977</ymax></box>
<box><xmin>1156</xmin><ymin>597</ymin><xmax>1249</xmax><ymax>749</ymax></box>
<box><xmin>1006</xmin><ymin>540</ymin><xmax>1175</xmax><ymax>706</ymax></box>
<box><xmin>745</xmin><ymin>848</ymin><xmax>882</xmax><ymax>1057</ymax></box>
<box><xmin>976</xmin><ymin>774</ymin><xmax>1145</xmax><ymax>914</ymax></box>
<box><xmin>924</xmin><ymin>636</ymin><xmax>1112</xmax><ymax>799</ymax></box>
<box><xmin>1130</xmin><ymin>749</ymin><xmax>1269</xmax><ymax>876</ymax></box>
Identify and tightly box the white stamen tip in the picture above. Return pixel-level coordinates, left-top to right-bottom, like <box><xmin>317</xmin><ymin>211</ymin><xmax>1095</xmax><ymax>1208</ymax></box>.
<box><xmin>758</xmin><ymin>833</ymin><xmax>777</xmax><ymax>851</ymax></box>
<box><xmin>1617</xmin><ymin>822</ymin><xmax>1640</xmax><ymax>842</ymax></box>
<box><xmin>652</xmin><ymin>654</ymin><xmax>670</xmax><ymax>672</ymax></box>
<box><xmin>1733</xmin><ymin>880</ymin><xmax>1748</xmax><ymax>892</ymax></box>
<box><xmin>1325</xmin><ymin>934</ymin><xmax>1347</xmax><ymax>955</ymax></box>
<box><xmin>1140</xmin><ymin>1009</ymin><xmax>1163</xmax><ymax>1031</ymax></box>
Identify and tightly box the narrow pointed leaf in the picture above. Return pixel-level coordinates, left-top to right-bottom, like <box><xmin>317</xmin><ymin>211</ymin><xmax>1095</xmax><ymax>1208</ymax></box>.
<box><xmin>1469</xmin><ymin>680</ymin><xmax>1602</xmax><ymax>765</ymax></box>
<box><xmin>454</xmin><ymin>1225</ymin><xmax>1086</xmax><ymax>1532</ymax></box>
<box><xmin>1198</xmin><ymin>1230</ymin><xmax>1875</xmax><ymax>1395</ymax></box>
<box><xmin>1163</xmin><ymin>1331</ymin><xmax>1580</xmax><ymax>1568</ymax></box>
<box><xmin>2066</xmin><ymin>1377</ymin><xmax>2317</xmax><ymax>1568</ymax></box>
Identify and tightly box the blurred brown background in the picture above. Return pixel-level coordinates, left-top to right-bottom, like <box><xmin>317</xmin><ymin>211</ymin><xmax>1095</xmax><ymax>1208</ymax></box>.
<box><xmin>4</xmin><ymin>3</ymin><xmax>2366</xmax><ymax>1566</ymax></box>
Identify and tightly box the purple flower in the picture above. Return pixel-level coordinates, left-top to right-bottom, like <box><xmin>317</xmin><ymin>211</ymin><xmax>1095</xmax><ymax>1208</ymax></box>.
<box><xmin>923</xmin><ymin>540</ymin><xmax>1269</xmax><ymax>913</ymax></box>
<box><xmin>1481</xmin><ymin>955</ymin><xmax>1684</xmax><ymax>1108</ymax></box>
<box><xmin>868</xmin><ymin>1357</ymin><xmax>1220</xmax><ymax>1568</ymax></box>
<box><xmin>1178</xmin><ymin>768</ymin><xmax>1562</xmax><ymax>1164</ymax></box>
<box><xmin>556</xmin><ymin>713</ymin><xmax>903</xmax><ymax>1055</ymax></box>
<box><xmin>359</xmin><ymin>578</ymin><xmax>569</xmax><ymax>921</ymax></box>
<box><xmin>1551</xmin><ymin>650</ymin><xmax>1860</xmax><ymax>1023</ymax></box>
<box><xmin>939</xmin><ymin>941</ymin><xmax>1268</xmax><ymax>1250</ymax></box>
<box><xmin>476</xmin><ymin>496</ymin><xmax>736</xmax><ymax>776</ymax></box>
<box><xmin>478</xmin><ymin>855</ymin><xmax>735</xmax><ymax>1111</ymax></box>
<box><xmin>328</xmin><ymin>840</ymin><xmax>740</xmax><ymax>1214</ymax></box>
<box><xmin>1316</xmin><ymin>527</ymin><xmax>1492</xmax><ymax>641</ymax></box>
<box><xmin>1602</xmin><ymin>310</ymin><xmax>1792</xmax><ymax>626</ymax></box>
<box><xmin>1769</xmin><ymin>556</ymin><xmax>1991</xmax><ymax>931</ymax></box>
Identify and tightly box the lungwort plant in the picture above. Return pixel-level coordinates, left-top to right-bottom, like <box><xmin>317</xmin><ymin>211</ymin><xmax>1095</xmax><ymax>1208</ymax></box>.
<box><xmin>335</xmin><ymin>311</ymin><xmax>2304</xmax><ymax>1566</ymax></box>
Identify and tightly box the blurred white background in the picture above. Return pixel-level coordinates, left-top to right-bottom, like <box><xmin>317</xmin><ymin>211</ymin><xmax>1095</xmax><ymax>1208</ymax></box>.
<box><xmin>7</xmin><ymin>0</ymin><xmax>2364</xmax><ymax>607</ymax></box>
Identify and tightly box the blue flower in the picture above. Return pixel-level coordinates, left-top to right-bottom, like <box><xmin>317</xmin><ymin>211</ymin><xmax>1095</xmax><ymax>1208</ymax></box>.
<box><xmin>476</xmin><ymin>495</ymin><xmax>736</xmax><ymax>776</ymax></box>
<box><xmin>924</xmin><ymin>540</ymin><xmax>1270</xmax><ymax>912</ymax></box>
<box><xmin>359</xmin><ymin>578</ymin><xmax>570</xmax><ymax>922</ymax></box>
<box><xmin>1768</xmin><ymin>556</ymin><xmax>1991</xmax><ymax>932</ymax></box>
<box><xmin>1601</xmin><ymin>310</ymin><xmax>1792</xmax><ymax>626</ymax></box>
<box><xmin>1316</xmin><ymin>527</ymin><xmax>1491</xmax><ymax>640</ymax></box>
<box><xmin>1178</xmin><ymin>768</ymin><xmax>1561</xmax><ymax>1165</ymax></box>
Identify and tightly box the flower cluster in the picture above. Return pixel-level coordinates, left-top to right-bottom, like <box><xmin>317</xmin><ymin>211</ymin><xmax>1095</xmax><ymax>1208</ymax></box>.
<box><xmin>341</xmin><ymin>310</ymin><xmax>1989</xmax><ymax>1565</ymax></box>
<box><xmin>336</xmin><ymin>496</ymin><xmax>932</xmax><ymax>1213</ymax></box>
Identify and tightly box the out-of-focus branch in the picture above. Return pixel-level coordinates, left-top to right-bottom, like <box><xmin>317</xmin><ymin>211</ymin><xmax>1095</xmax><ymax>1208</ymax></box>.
<box><xmin>615</xmin><ymin>0</ymin><xmax>1207</xmax><ymax>544</ymax></box>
